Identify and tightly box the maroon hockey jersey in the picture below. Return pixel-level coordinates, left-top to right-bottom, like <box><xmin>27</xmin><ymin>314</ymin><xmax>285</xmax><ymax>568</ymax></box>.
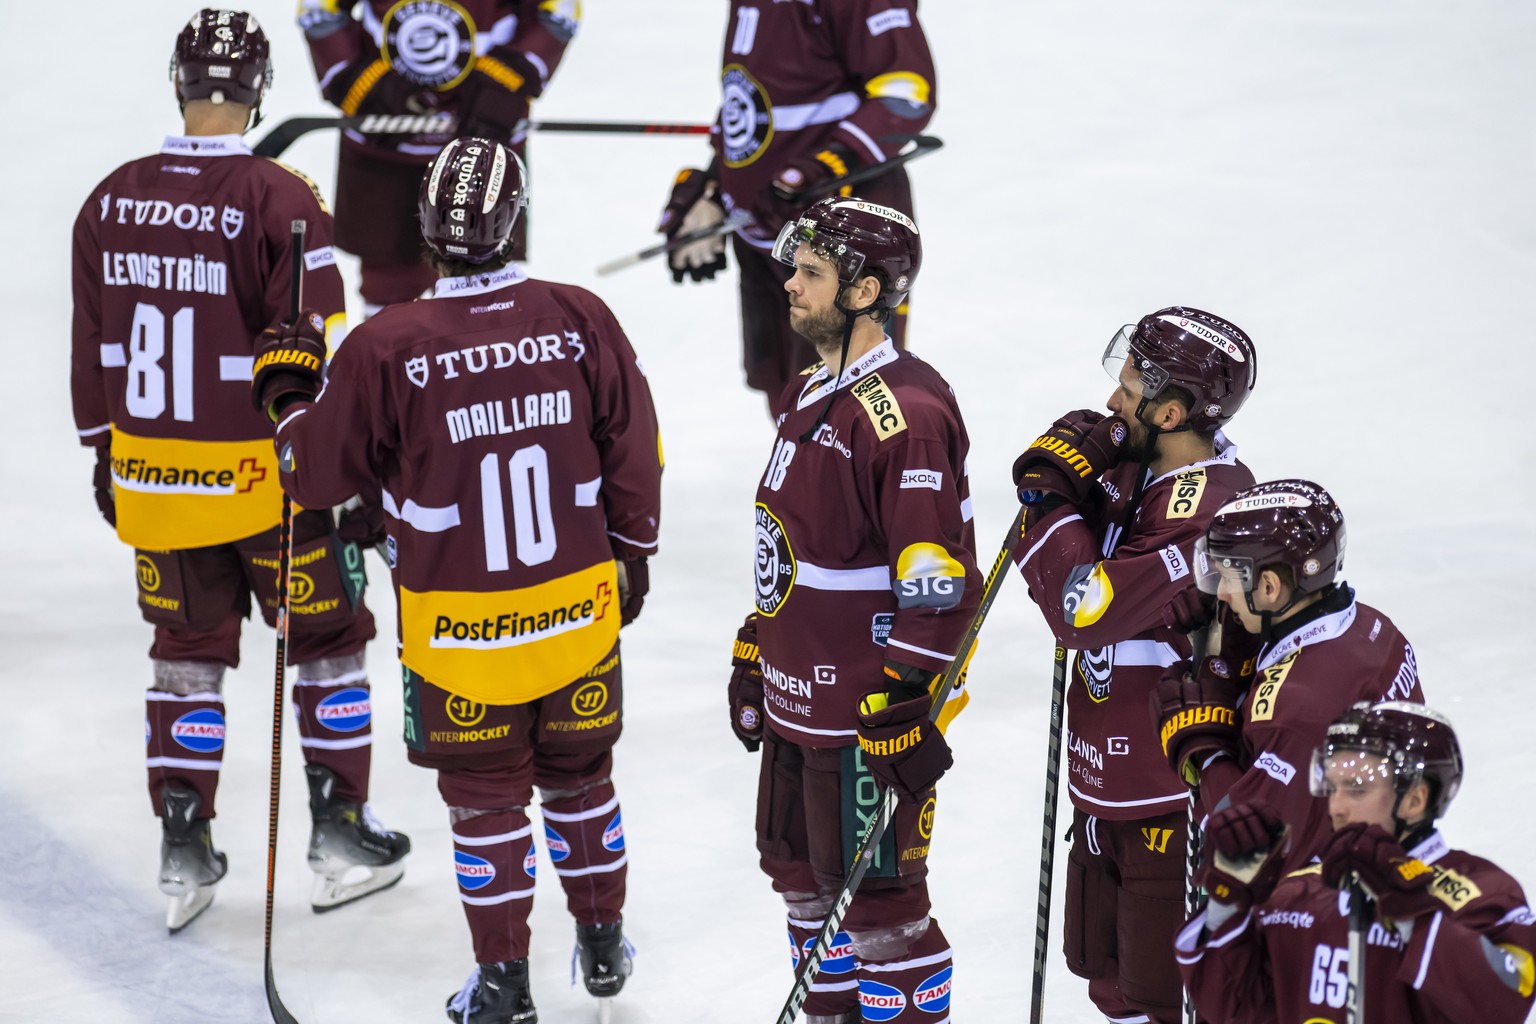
<box><xmin>297</xmin><ymin>0</ymin><xmax>578</xmax><ymax>160</ymax></box>
<box><xmin>274</xmin><ymin>266</ymin><xmax>661</xmax><ymax>704</ymax></box>
<box><xmin>1205</xmin><ymin>594</ymin><xmax>1425</xmax><ymax>873</ymax></box>
<box><xmin>1018</xmin><ymin>441</ymin><xmax>1255</xmax><ymax>820</ymax></box>
<box><xmin>712</xmin><ymin>0</ymin><xmax>936</xmax><ymax>245</ymax></box>
<box><xmin>752</xmin><ymin>341</ymin><xmax>979</xmax><ymax>745</ymax></box>
<box><xmin>1176</xmin><ymin>831</ymin><xmax>1536</xmax><ymax>1024</ymax></box>
<box><xmin>71</xmin><ymin>134</ymin><xmax>346</xmax><ymax>550</ymax></box>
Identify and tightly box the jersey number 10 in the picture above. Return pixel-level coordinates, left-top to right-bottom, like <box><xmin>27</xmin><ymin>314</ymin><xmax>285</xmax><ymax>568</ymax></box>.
<box><xmin>480</xmin><ymin>446</ymin><xmax>557</xmax><ymax>570</ymax></box>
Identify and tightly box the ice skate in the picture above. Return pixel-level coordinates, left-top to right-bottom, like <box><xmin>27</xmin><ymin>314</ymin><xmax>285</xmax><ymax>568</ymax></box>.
<box><xmin>574</xmin><ymin>919</ymin><xmax>634</xmax><ymax>1022</ymax></box>
<box><xmin>158</xmin><ymin>788</ymin><xmax>227</xmax><ymax>934</ymax></box>
<box><xmin>446</xmin><ymin>960</ymin><xmax>537</xmax><ymax>1024</ymax></box>
<box><xmin>305</xmin><ymin>764</ymin><xmax>411</xmax><ymax>912</ymax></box>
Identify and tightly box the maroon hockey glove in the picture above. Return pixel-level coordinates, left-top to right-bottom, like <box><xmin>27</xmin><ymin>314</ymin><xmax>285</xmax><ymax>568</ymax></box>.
<box><xmin>457</xmin><ymin>47</ymin><xmax>538</xmax><ymax>142</ymax></box>
<box><xmin>1320</xmin><ymin>823</ymin><xmax>1440</xmax><ymax>921</ymax></box>
<box><xmin>658</xmin><ymin>167</ymin><xmax>727</xmax><ymax>283</ymax></box>
<box><xmin>1163</xmin><ymin>587</ymin><xmax>1217</xmax><ymax>634</ymax></box>
<box><xmin>92</xmin><ymin>446</ymin><xmax>116</xmax><ymax>528</ymax></box>
<box><xmin>335</xmin><ymin>498</ymin><xmax>386</xmax><ymax>549</ymax></box>
<box><xmin>1153</xmin><ymin>657</ymin><xmax>1242</xmax><ymax>786</ymax></box>
<box><xmin>857</xmin><ymin>665</ymin><xmax>952</xmax><ymax>801</ymax></box>
<box><xmin>1198</xmin><ymin>802</ymin><xmax>1290</xmax><ymax>913</ymax></box>
<box><xmin>252</xmin><ymin>310</ymin><xmax>327</xmax><ymax>421</ymax></box>
<box><xmin>617</xmin><ymin>557</ymin><xmax>649</xmax><ymax>626</ymax></box>
<box><xmin>770</xmin><ymin>142</ymin><xmax>859</xmax><ymax>204</ymax></box>
<box><xmin>728</xmin><ymin>615</ymin><xmax>765</xmax><ymax>752</ymax></box>
<box><xmin>1014</xmin><ymin>410</ymin><xmax>1128</xmax><ymax>508</ymax></box>
<box><xmin>324</xmin><ymin>56</ymin><xmax>434</xmax><ymax>118</ymax></box>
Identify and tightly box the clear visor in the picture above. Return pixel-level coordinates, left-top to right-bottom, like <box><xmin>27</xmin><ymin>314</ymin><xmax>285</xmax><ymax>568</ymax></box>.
<box><xmin>772</xmin><ymin>218</ymin><xmax>867</xmax><ymax>284</ymax></box>
<box><xmin>1102</xmin><ymin>325</ymin><xmax>1171</xmax><ymax>401</ymax></box>
<box><xmin>1308</xmin><ymin>747</ymin><xmax>1400</xmax><ymax>799</ymax></box>
<box><xmin>1194</xmin><ymin>536</ymin><xmax>1256</xmax><ymax>596</ymax></box>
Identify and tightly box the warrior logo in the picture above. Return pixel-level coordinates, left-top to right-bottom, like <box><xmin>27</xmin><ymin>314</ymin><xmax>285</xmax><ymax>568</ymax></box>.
<box><xmin>405</xmin><ymin>355</ymin><xmax>429</xmax><ymax>388</ymax></box>
<box><xmin>1078</xmin><ymin>646</ymin><xmax>1113</xmax><ymax>702</ymax></box>
<box><xmin>754</xmin><ymin>503</ymin><xmax>796</xmax><ymax>617</ymax></box>
<box><xmin>219</xmin><ymin>205</ymin><xmax>244</xmax><ymax>239</ymax></box>
<box><xmin>384</xmin><ymin>0</ymin><xmax>477</xmax><ymax>89</ymax></box>
<box><xmin>721</xmin><ymin>63</ymin><xmax>773</xmax><ymax>167</ymax></box>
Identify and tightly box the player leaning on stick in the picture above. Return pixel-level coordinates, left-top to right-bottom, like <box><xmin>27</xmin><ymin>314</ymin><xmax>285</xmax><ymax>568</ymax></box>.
<box><xmin>254</xmin><ymin>136</ymin><xmax>662</xmax><ymax>1024</ymax></box>
<box><xmin>1011</xmin><ymin>308</ymin><xmax>1258</xmax><ymax>1023</ymax></box>
<box><xmin>70</xmin><ymin>8</ymin><xmax>408</xmax><ymax>934</ymax></box>
<box><xmin>727</xmin><ymin>197</ymin><xmax>978</xmax><ymax>1023</ymax></box>
<box><xmin>659</xmin><ymin>0</ymin><xmax>936</xmax><ymax>405</ymax></box>
<box><xmin>1154</xmin><ymin>479</ymin><xmax>1426</xmax><ymax>874</ymax></box>
<box><xmin>1177</xmin><ymin>701</ymin><xmax>1536</xmax><ymax>1024</ymax></box>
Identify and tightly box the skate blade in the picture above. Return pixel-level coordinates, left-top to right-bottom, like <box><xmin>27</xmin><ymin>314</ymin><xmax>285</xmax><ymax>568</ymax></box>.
<box><xmin>310</xmin><ymin>861</ymin><xmax>405</xmax><ymax>913</ymax></box>
<box><xmin>164</xmin><ymin>885</ymin><xmax>216</xmax><ymax>933</ymax></box>
<box><xmin>597</xmin><ymin>996</ymin><xmax>614</xmax><ymax>1024</ymax></box>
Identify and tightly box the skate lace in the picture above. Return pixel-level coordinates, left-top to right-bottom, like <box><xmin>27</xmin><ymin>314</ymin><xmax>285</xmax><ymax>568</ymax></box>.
<box><xmin>449</xmin><ymin>965</ymin><xmax>482</xmax><ymax>1016</ymax></box>
<box><xmin>361</xmin><ymin>803</ymin><xmax>389</xmax><ymax>837</ymax></box>
<box><xmin>570</xmin><ymin>935</ymin><xmax>637</xmax><ymax>986</ymax></box>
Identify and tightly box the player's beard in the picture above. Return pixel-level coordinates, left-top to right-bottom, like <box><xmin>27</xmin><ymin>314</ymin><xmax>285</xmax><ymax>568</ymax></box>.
<box><xmin>1120</xmin><ymin>415</ymin><xmax>1161</xmax><ymax>465</ymax></box>
<box><xmin>789</xmin><ymin>300</ymin><xmax>848</xmax><ymax>354</ymax></box>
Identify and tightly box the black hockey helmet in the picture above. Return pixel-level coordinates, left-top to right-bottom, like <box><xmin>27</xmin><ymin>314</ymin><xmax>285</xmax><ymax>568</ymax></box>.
<box><xmin>170</xmin><ymin>9</ymin><xmax>273</xmax><ymax>113</ymax></box>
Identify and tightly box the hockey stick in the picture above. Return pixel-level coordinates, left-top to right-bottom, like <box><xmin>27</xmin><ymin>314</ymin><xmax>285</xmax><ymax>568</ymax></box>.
<box><xmin>1027</xmin><ymin>642</ymin><xmax>1069</xmax><ymax>1024</ymax></box>
<box><xmin>1345</xmin><ymin>874</ymin><xmax>1369</xmax><ymax>1024</ymax></box>
<box><xmin>263</xmin><ymin>220</ymin><xmax>306</xmax><ymax>1024</ymax></box>
<box><xmin>772</xmin><ymin>505</ymin><xmax>1023</xmax><ymax>1024</ymax></box>
<box><xmin>1181</xmin><ymin>622</ymin><xmax>1216</xmax><ymax>1024</ymax></box>
<box><xmin>250</xmin><ymin>113</ymin><xmax>710</xmax><ymax>158</ymax></box>
<box><xmin>596</xmin><ymin>135</ymin><xmax>945</xmax><ymax>276</ymax></box>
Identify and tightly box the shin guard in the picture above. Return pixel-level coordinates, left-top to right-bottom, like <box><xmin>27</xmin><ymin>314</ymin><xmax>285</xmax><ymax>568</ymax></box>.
<box><xmin>145</xmin><ymin>690</ymin><xmax>225</xmax><ymax>818</ymax></box>
<box><xmin>451</xmin><ymin>808</ymin><xmax>537</xmax><ymax>964</ymax></box>
<box><xmin>784</xmin><ymin>891</ymin><xmax>860</xmax><ymax>1020</ymax></box>
<box><xmin>852</xmin><ymin>917</ymin><xmax>954</xmax><ymax>1023</ymax></box>
<box><xmin>539</xmin><ymin>780</ymin><xmax>627</xmax><ymax>927</ymax></box>
<box><xmin>292</xmin><ymin>655</ymin><xmax>372</xmax><ymax>803</ymax></box>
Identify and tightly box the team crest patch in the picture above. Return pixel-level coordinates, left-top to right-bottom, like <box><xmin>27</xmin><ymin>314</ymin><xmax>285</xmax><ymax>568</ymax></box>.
<box><xmin>384</xmin><ymin>0</ymin><xmax>477</xmax><ymax>89</ymax></box>
<box><xmin>721</xmin><ymin>63</ymin><xmax>773</xmax><ymax>167</ymax></box>
<box><xmin>405</xmin><ymin>355</ymin><xmax>429</xmax><ymax>388</ymax></box>
<box><xmin>754</xmin><ymin>503</ymin><xmax>796</xmax><ymax>616</ymax></box>
<box><xmin>219</xmin><ymin>205</ymin><xmax>244</xmax><ymax>239</ymax></box>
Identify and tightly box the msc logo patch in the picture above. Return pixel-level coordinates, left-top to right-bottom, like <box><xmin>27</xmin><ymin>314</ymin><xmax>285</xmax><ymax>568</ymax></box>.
<box><xmin>851</xmin><ymin>373</ymin><xmax>906</xmax><ymax>440</ymax></box>
<box><xmin>1248</xmin><ymin>652</ymin><xmax>1298</xmax><ymax>722</ymax></box>
<box><xmin>544</xmin><ymin>824</ymin><xmax>571</xmax><ymax>862</ymax></box>
<box><xmin>602</xmin><ymin>811</ymin><xmax>625</xmax><ymax>852</ymax></box>
<box><xmin>136</xmin><ymin>555</ymin><xmax>162</xmax><ymax>592</ymax></box>
<box><xmin>446</xmin><ymin>695</ymin><xmax>486</xmax><ymax>727</ymax></box>
<box><xmin>316</xmin><ymin>688</ymin><xmax>371</xmax><ymax>732</ymax></box>
<box><xmin>1166</xmin><ymin>469</ymin><xmax>1208</xmax><ymax>519</ymax></box>
<box><xmin>914</xmin><ymin>966</ymin><xmax>953</xmax><ymax>1013</ymax></box>
<box><xmin>859</xmin><ymin>980</ymin><xmax>908</xmax><ymax>1022</ymax></box>
<box><xmin>572</xmin><ymin>681</ymin><xmax>608</xmax><ymax>717</ymax></box>
<box><xmin>454</xmin><ymin>850</ymin><xmax>496</xmax><ymax>891</ymax></box>
<box><xmin>171</xmin><ymin>709</ymin><xmax>225</xmax><ymax>753</ymax></box>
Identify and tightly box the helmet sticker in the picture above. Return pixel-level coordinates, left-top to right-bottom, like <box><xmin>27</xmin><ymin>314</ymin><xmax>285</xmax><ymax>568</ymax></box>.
<box><xmin>1157</xmin><ymin>314</ymin><xmax>1246</xmax><ymax>362</ymax></box>
<box><xmin>1216</xmin><ymin>493</ymin><xmax>1314</xmax><ymax>516</ymax></box>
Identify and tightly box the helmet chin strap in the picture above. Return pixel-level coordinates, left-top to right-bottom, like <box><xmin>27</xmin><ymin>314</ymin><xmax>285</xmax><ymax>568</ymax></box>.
<box><xmin>797</xmin><ymin>287</ymin><xmax>874</xmax><ymax>444</ymax></box>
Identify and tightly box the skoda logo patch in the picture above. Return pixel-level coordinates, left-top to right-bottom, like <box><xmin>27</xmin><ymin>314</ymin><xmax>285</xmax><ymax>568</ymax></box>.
<box><xmin>384</xmin><ymin>0</ymin><xmax>477</xmax><ymax>89</ymax></box>
<box><xmin>754</xmin><ymin>503</ymin><xmax>796</xmax><ymax>616</ymax></box>
<box><xmin>721</xmin><ymin>64</ymin><xmax>773</xmax><ymax>167</ymax></box>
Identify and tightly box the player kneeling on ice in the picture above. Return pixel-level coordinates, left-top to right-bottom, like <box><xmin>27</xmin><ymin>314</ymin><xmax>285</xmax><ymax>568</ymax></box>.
<box><xmin>1176</xmin><ymin>701</ymin><xmax>1536</xmax><ymax>1023</ymax></box>
<box><xmin>1154</xmin><ymin>478</ymin><xmax>1426</xmax><ymax>874</ymax></box>
<box><xmin>70</xmin><ymin>8</ymin><xmax>408</xmax><ymax>934</ymax></box>
<box><xmin>254</xmin><ymin>136</ymin><xmax>661</xmax><ymax>1024</ymax></box>
<box><xmin>730</xmin><ymin>198</ymin><xmax>978</xmax><ymax>1023</ymax></box>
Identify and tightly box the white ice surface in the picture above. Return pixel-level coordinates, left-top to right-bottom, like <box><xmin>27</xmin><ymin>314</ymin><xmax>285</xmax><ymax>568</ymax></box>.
<box><xmin>2</xmin><ymin>1</ymin><xmax>1534</xmax><ymax>1022</ymax></box>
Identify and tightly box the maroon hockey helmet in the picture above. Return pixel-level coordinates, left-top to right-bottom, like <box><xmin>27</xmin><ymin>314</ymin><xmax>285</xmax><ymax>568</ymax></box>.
<box><xmin>1310</xmin><ymin>701</ymin><xmax>1463</xmax><ymax>821</ymax></box>
<box><xmin>170</xmin><ymin>9</ymin><xmax>272</xmax><ymax>110</ymax></box>
<box><xmin>419</xmin><ymin>137</ymin><xmax>529</xmax><ymax>264</ymax></box>
<box><xmin>1195</xmin><ymin>479</ymin><xmax>1346</xmax><ymax>598</ymax></box>
<box><xmin>1102</xmin><ymin>306</ymin><xmax>1257</xmax><ymax>433</ymax></box>
<box><xmin>771</xmin><ymin>197</ymin><xmax>920</xmax><ymax>313</ymax></box>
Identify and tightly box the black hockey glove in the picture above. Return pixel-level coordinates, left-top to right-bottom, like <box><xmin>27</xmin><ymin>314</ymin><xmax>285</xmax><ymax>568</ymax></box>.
<box><xmin>770</xmin><ymin>142</ymin><xmax>858</xmax><ymax>204</ymax></box>
<box><xmin>856</xmin><ymin>662</ymin><xmax>952</xmax><ymax>801</ymax></box>
<box><xmin>92</xmin><ymin>446</ymin><xmax>116</xmax><ymax>529</ymax></box>
<box><xmin>658</xmin><ymin>167</ymin><xmax>727</xmax><ymax>283</ymax></box>
<box><xmin>617</xmin><ymin>556</ymin><xmax>649</xmax><ymax>626</ymax></box>
<box><xmin>728</xmin><ymin>614</ymin><xmax>765</xmax><ymax>752</ymax></box>
<box><xmin>324</xmin><ymin>56</ymin><xmax>434</xmax><ymax>118</ymax></box>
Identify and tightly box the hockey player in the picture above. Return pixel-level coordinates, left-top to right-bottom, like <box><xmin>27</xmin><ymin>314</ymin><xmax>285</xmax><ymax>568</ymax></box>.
<box><xmin>70</xmin><ymin>8</ymin><xmax>408</xmax><ymax>933</ymax></box>
<box><xmin>296</xmin><ymin>0</ymin><xmax>579</xmax><ymax>316</ymax></box>
<box><xmin>1155</xmin><ymin>479</ymin><xmax>1426</xmax><ymax>873</ymax></box>
<box><xmin>727</xmin><ymin>197</ymin><xmax>977</xmax><ymax>1023</ymax></box>
<box><xmin>658</xmin><ymin>0</ymin><xmax>936</xmax><ymax>403</ymax></box>
<box><xmin>255</xmin><ymin>136</ymin><xmax>662</xmax><ymax>1023</ymax></box>
<box><xmin>1011</xmin><ymin>308</ymin><xmax>1259</xmax><ymax>1023</ymax></box>
<box><xmin>1176</xmin><ymin>701</ymin><xmax>1536</xmax><ymax>1024</ymax></box>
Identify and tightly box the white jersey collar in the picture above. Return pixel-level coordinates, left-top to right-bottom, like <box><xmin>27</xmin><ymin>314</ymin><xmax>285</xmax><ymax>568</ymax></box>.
<box><xmin>160</xmin><ymin>134</ymin><xmax>252</xmax><ymax>157</ymax></box>
<box><xmin>1257</xmin><ymin>589</ymin><xmax>1359</xmax><ymax>671</ymax></box>
<box><xmin>1148</xmin><ymin>431</ymin><xmax>1240</xmax><ymax>489</ymax></box>
<box><xmin>796</xmin><ymin>337</ymin><xmax>897</xmax><ymax>410</ymax></box>
<box><xmin>1410</xmin><ymin>830</ymin><xmax>1449</xmax><ymax>866</ymax></box>
<box><xmin>432</xmin><ymin>264</ymin><xmax>529</xmax><ymax>299</ymax></box>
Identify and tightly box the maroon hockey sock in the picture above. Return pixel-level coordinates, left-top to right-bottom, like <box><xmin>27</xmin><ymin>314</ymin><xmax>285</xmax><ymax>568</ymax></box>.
<box><xmin>452</xmin><ymin>809</ymin><xmax>537</xmax><ymax>963</ymax></box>
<box><xmin>540</xmin><ymin>781</ymin><xmax>627</xmax><ymax>926</ymax></box>
<box><xmin>854</xmin><ymin>918</ymin><xmax>953</xmax><ymax>1022</ymax></box>
<box><xmin>292</xmin><ymin>674</ymin><xmax>373</xmax><ymax>802</ymax></box>
<box><xmin>145</xmin><ymin>691</ymin><xmax>225</xmax><ymax>817</ymax></box>
<box><xmin>785</xmin><ymin>911</ymin><xmax>859</xmax><ymax>1019</ymax></box>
